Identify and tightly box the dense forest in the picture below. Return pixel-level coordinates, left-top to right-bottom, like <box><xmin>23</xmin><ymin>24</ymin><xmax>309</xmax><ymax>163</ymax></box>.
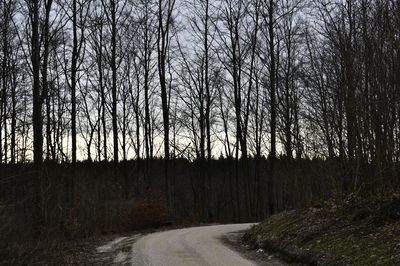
<box><xmin>1</xmin><ymin>0</ymin><xmax>400</xmax><ymax>241</ymax></box>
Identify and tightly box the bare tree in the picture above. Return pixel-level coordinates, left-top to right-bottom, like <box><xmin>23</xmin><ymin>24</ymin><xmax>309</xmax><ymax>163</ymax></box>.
<box><xmin>101</xmin><ymin>0</ymin><xmax>127</xmax><ymax>175</ymax></box>
<box><xmin>157</xmin><ymin>0</ymin><xmax>175</xmax><ymax>208</ymax></box>
<box><xmin>28</xmin><ymin>0</ymin><xmax>44</xmax><ymax>224</ymax></box>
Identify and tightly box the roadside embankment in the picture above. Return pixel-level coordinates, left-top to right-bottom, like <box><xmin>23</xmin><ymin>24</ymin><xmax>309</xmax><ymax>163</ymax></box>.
<box><xmin>243</xmin><ymin>193</ymin><xmax>400</xmax><ymax>265</ymax></box>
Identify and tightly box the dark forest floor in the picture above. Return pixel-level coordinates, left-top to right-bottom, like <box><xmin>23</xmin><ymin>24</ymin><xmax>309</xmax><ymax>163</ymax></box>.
<box><xmin>1</xmin><ymin>222</ymin><xmax>201</xmax><ymax>265</ymax></box>
<box><xmin>1</xmin><ymin>234</ymin><xmax>117</xmax><ymax>265</ymax></box>
<box><xmin>243</xmin><ymin>193</ymin><xmax>400</xmax><ymax>265</ymax></box>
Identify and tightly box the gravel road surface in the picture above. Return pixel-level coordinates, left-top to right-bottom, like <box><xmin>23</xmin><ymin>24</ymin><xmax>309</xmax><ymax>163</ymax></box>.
<box><xmin>131</xmin><ymin>223</ymin><xmax>258</xmax><ymax>266</ymax></box>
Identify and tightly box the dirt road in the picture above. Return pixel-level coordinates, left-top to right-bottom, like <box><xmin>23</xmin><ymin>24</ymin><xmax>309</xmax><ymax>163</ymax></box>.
<box><xmin>130</xmin><ymin>223</ymin><xmax>258</xmax><ymax>266</ymax></box>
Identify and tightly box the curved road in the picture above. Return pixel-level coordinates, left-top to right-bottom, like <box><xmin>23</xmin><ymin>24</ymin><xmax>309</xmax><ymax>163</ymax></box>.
<box><xmin>131</xmin><ymin>223</ymin><xmax>258</xmax><ymax>266</ymax></box>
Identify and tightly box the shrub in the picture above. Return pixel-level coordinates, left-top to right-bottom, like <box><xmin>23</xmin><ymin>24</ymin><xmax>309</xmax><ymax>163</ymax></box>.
<box><xmin>115</xmin><ymin>194</ymin><xmax>172</xmax><ymax>231</ymax></box>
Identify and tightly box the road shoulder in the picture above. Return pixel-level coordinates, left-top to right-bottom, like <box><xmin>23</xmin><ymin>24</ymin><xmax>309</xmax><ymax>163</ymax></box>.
<box><xmin>220</xmin><ymin>229</ymin><xmax>288</xmax><ymax>266</ymax></box>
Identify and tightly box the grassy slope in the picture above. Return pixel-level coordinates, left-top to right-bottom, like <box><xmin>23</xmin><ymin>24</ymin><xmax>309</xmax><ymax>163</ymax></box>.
<box><xmin>244</xmin><ymin>194</ymin><xmax>400</xmax><ymax>265</ymax></box>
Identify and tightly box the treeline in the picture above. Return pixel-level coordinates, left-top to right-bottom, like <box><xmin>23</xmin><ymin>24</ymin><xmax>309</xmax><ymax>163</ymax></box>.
<box><xmin>1</xmin><ymin>158</ymin><xmax>344</xmax><ymax>235</ymax></box>
<box><xmin>1</xmin><ymin>0</ymin><xmax>400</xmax><ymax>224</ymax></box>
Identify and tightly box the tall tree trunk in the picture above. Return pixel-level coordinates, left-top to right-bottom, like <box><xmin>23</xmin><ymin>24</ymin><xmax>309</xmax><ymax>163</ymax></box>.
<box><xmin>143</xmin><ymin>20</ymin><xmax>152</xmax><ymax>187</ymax></box>
<box><xmin>30</xmin><ymin>0</ymin><xmax>43</xmax><ymax>226</ymax></box>
<box><xmin>143</xmin><ymin>2</ymin><xmax>152</xmax><ymax>163</ymax></box>
<box><xmin>204</xmin><ymin>0</ymin><xmax>213</xmax><ymax>221</ymax></box>
<box><xmin>157</xmin><ymin>0</ymin><xmax>175</xmax><ymax>209</ymax></box>
<box><xmin>10</xmin><ymin>65</ymin><xmax>16</xmax><ymax>164</ymax></box>
<box><xmin>111</xmin><ymin>0</ymin><xmax>119</xmax><ymax>176</ymax></box>
<box><xmin>268</xmin><ymin>0</ymin><xmax>276</xmax><ymax>215</ymax></box>
<box><xmin>98</xmin><ymin>25</ymin><xmax>107</xmax><ymax>162</ymax></box>
<box><xmin>42</xmin><ymin>0</ymin><xmax>52</xmax><ymax>164</ymax></box>
<box><xmin>2</xmin><ymin>1</ymin><xmax>8</xmax><ymax>164</ymax></box>
<box><xmin>71</xmin><ymin>0</ymin><xmax>78</xmax><ymax>168</ymax></box>
<box><xmin>122</xmin><ymin>90</ymin><xmax>128</xmax><ymax>198</ymax></box>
